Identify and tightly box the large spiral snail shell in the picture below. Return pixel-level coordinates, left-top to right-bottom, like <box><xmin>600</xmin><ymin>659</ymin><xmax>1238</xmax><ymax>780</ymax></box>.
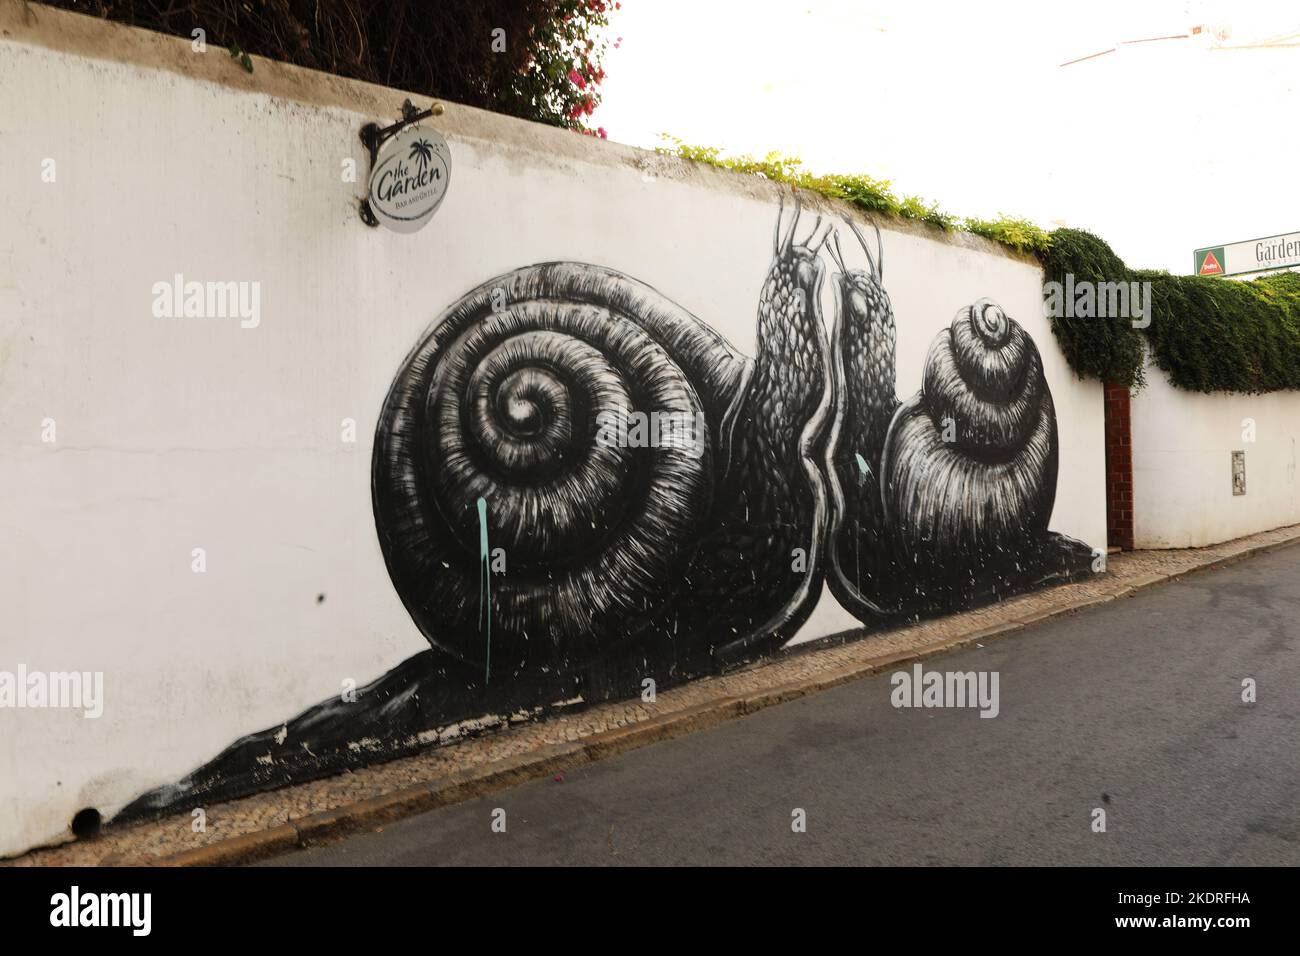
<box><xmin>373</xmin><ymin>200</ymin><xmax>833</xmax><ymax>682</ymax></box>
<box><xmin>879</xmin><ymin>298</ymin><xmax>1058</xmax><ymax>567</ymax></box>
<box><xmin>373</xmin><ymin>262</ymin><xmax>750</xmax><ymax>674</ymax></box>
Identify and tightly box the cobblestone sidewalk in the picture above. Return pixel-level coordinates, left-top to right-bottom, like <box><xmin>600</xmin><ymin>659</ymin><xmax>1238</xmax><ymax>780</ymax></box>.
<box><xmin>9</xmin><ymin>523</ymin><xmax>1300</xmax><ymax>866</ymax></box>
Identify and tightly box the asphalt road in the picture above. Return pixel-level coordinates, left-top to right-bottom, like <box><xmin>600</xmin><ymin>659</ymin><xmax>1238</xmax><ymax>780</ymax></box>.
<box><xmin>263</xmin><ymin>546</ymin><xmax>1299</xmax><ymax>866</ymax></box>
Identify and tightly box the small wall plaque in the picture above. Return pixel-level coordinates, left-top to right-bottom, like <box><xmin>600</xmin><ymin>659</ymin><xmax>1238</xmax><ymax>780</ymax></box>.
<box><xmin>358</xmin><ymin>100</ymin><xmax>450</xmax><ymax>232</ymax></box>
<box><xmin>368</xmin><ymin>125</ymin><xmax>451</xmax><ymax>234</ymax></box>
<box><xmin>1232</xmin><ymin>450</ymin><xmax>1246</xmax><ymax>495</ymax></box>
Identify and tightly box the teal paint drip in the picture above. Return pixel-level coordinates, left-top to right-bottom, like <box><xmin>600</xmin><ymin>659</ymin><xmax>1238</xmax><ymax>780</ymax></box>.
<box><xmin>477</xmin><ymin>496</ymin><xmax>491</xmax><ymax>685</ymax></box>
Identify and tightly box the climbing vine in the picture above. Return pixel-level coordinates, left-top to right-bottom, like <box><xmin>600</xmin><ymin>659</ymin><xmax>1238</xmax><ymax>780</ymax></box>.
<box><xmin>1038</xmin><ymin>229</ymin><xmax>1147</xmax><ymax>389</ymax></box>
<box><xmin>1044</xmin><ymin>231</ymin><xmax>1300</xmax><ymax>394</ymax></box>
<box><xmin>657</xmin><ymin>137</ymin><xmax>1048</xmax><ymax>251</ymax></box>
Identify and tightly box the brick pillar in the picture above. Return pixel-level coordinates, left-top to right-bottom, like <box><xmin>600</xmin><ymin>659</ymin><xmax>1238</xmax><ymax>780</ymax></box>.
<box><xmin>1103</xmin><ymin>382</ymin><xmax>1134</xmax><ymax>551</ymax></box>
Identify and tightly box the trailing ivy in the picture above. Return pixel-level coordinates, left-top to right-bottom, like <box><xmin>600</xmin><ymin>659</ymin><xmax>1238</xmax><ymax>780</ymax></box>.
<box><xmin>660</xmin><ymin>137</ymin><xmax>1054</xmax><ymax>252</ymax></box>
<box><xmin>1038</xmin><ymin>229</ymin><xmax>1147</xmax><ymax>389</ymax></box>
<box><xmin>1142</xmin><ymin>268</ymin><xmax>1300</xmax><ymax>393</ymax></box>
<box><xmin>1044</xmin><ymin>230</ymin><xmax>1300</xmax><ymax>394</ymax></box>
<box><xmin>965</xmin><ymin>214</ymin><xmax>1053</xmax><ymax>256</ymax></box>
<box><xmin>660</xmin><ymin>138</ymin><xmax>968</xmax><ymax>235</ymax></box>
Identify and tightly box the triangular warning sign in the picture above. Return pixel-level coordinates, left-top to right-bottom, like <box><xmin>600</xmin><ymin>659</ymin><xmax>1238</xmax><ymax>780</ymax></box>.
<box><xmin>1199</xmin><ymin>251</ymin><xmax>1223</xmax><ymax>275</ymax></box>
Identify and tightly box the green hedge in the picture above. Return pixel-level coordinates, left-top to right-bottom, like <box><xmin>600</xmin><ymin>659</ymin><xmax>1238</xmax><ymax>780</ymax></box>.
<box><xmin>1042</xmin><ymin>230</ymin><xmax>1300</xmax><ymax>394</ymax></box>
<box><xmin>1037</xmin><ymin>229</ymin><xmax>1147</xmax><ymax>388</ymax></box>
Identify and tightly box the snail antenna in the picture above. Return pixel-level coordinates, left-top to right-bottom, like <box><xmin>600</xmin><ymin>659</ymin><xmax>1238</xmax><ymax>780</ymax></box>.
<box><xmin>873</xmin><ymin>217</ymin><xmax>884</xmax><ymax>280</ymax></box>
<box><xmin>847</xmin><ymin>219</ymin><xmax>878</xmax><ymax>280</ymax></box>
<box><xmin>810</xmin><ymin>218</ymin><xmax>834</xmax><ymax>254</ymax></box>
<box><xmin>774</xmin><ymin>193</ymin><xmax>785</xmax><ymax>255</ymax></box>
<box><xmin>781</xmin><ymin>193</ymin><xmax>801</xmax><ymax>253</ymax></box>
<box><xmin>801</xmin><ymin>214</ymin><xmax>823</xmax><ymax>248</ymax></box>
<box><xmin>828</xmin><ymin>230</ymin><xmax>847</xmax><ymax>273</ymax></box>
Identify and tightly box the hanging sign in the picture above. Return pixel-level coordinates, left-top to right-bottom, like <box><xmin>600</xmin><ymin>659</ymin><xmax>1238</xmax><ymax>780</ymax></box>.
<box><xmin>368</xmin><ymin>125</ymin><xmax>452</xmax><ymax>234</ymax></box>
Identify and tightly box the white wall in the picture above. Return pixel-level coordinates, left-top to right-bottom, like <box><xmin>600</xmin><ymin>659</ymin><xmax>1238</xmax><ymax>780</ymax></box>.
<box><xmin>0</xmin><ymin>5</ymin><xmax>1104</xmax><ymax>857</ymax></box>
<box><xmin>1132</xmin><ymin>360</ymin><xmax>1300</xmax><ymax>549</ymax></box>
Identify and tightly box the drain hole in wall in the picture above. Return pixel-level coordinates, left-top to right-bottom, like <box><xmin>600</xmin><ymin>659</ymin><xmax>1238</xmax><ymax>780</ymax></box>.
<box><xmin>71</xmin><ymin>808</ymin><xmax>102</xmax><ymax>839</ymax></box>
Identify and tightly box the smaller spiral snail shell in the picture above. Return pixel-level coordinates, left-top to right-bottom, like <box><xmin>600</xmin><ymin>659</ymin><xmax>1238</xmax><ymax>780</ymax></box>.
<box><xmin>879</xmin><ymin>298</ymin><xmax>1058</xmax><ymax>568</ymax></box>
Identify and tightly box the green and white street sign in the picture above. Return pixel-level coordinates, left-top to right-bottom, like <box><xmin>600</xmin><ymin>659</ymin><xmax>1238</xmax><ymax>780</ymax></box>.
<box><xmin>1194</xmin><ymin>231</ymin><xmax>1300</xmax><ymax>278</ymax></box>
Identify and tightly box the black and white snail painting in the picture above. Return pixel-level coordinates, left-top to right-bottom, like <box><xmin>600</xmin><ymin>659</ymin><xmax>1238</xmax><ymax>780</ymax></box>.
<box><xmin>124</xmin><ymin>198</ymin><xmax>1093</xmax><ymax>816</ymax></box>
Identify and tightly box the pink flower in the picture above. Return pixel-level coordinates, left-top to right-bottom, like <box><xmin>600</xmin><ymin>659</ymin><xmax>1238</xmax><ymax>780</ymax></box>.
<box><xmin>598</xmin><ymin>127</ymin><xmax>608</xmax><ymax>139</ymax></box>
<box><xmin>568</xmin><ymin>69</ymin><xmax>586</xmax><ymax>90</ymax></box>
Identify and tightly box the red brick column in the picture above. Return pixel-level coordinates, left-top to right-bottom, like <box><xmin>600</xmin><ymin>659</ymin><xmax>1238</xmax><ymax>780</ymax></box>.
<box><xmin>1103</xmin><ymin>382</ymin><xmax>1134</xmax><ymax>550</ymax></box>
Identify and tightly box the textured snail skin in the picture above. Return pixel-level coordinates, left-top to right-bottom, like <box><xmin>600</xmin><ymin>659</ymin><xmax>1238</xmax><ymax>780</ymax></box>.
<box><xmin>706</xmin><ymin>229</ymin><xmax>834</xmax><ymax>666</ymax></box>
<box><xmin>825</xmin><ymin>259</ymin><xmax>905</xmax><ymax>618</ymax></box>
<box><xmin>372</xmin><ymin>209</ymin><xmax>831</xmax><ymax>688</ymax></box>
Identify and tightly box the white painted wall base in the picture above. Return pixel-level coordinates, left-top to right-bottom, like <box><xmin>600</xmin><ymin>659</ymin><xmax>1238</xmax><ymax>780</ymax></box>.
<box><xmin>1132</xmin><ymin>360</ymin><xmax>1300</xmax><ymax>549</ymax></box>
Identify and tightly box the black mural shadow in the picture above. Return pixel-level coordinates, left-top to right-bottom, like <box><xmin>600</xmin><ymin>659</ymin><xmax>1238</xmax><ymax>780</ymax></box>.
<box><xmin>121</xmin><ymin>532</ymin><xmax>1096</xmax><ymax>821</ymax></box>
<box><xmin>120</xmin><ymin>628</ymin><xmax>717</xmax><ymax>820</ymax></box>
<box><xmin>120</xmin><ymin>651</ymin><xmax>546</xmax><ymax>820</ymax></box>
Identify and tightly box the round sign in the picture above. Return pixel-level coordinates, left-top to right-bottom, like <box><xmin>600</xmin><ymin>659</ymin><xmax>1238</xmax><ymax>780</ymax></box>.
<box><xmin>368</xmin><ymin>125</ymin><xmax>451</xmax><ymax>234</ymax></box>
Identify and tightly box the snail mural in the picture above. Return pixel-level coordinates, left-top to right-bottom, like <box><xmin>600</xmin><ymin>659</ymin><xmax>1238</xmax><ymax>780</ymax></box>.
<box><xmin>123</xmin><ymin>198</ymin><xmax>1093</xmax><ymax>816</ymax></box>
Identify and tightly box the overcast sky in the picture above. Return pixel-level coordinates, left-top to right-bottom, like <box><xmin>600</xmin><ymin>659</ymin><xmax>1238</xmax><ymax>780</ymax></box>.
<box><xmin>592</xmin><ymin>0</ymin><xmax>1299</xmax><ymax>274</ymax></box>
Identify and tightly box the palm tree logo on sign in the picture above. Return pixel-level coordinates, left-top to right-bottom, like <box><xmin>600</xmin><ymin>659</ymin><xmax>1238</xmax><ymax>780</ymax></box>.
<box><xmin>409</xmin><ymin>137</ymin><xmax>434</xmax><ymax>171</ymax></box>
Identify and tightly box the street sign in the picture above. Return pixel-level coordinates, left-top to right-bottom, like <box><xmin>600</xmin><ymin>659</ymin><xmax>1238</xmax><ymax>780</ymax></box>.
<box><xmin>1194</xmin><ymin>231</ymin><xmax>1300</xmax><ymax>277</ymax></box>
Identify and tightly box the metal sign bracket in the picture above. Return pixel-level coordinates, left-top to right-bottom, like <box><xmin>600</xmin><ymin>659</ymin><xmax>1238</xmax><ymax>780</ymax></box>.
<box><xmin>359</xmin><ymin>99</ymin><xmax>445</xmax><ymax>227</ymax></box>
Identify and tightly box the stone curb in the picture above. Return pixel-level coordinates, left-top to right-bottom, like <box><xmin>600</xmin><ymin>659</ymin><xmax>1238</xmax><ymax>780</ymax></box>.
<box><xmin>146</xmin><ymin>528</ymin><xmax>1300</xmax><ymax>866</ymax></box>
